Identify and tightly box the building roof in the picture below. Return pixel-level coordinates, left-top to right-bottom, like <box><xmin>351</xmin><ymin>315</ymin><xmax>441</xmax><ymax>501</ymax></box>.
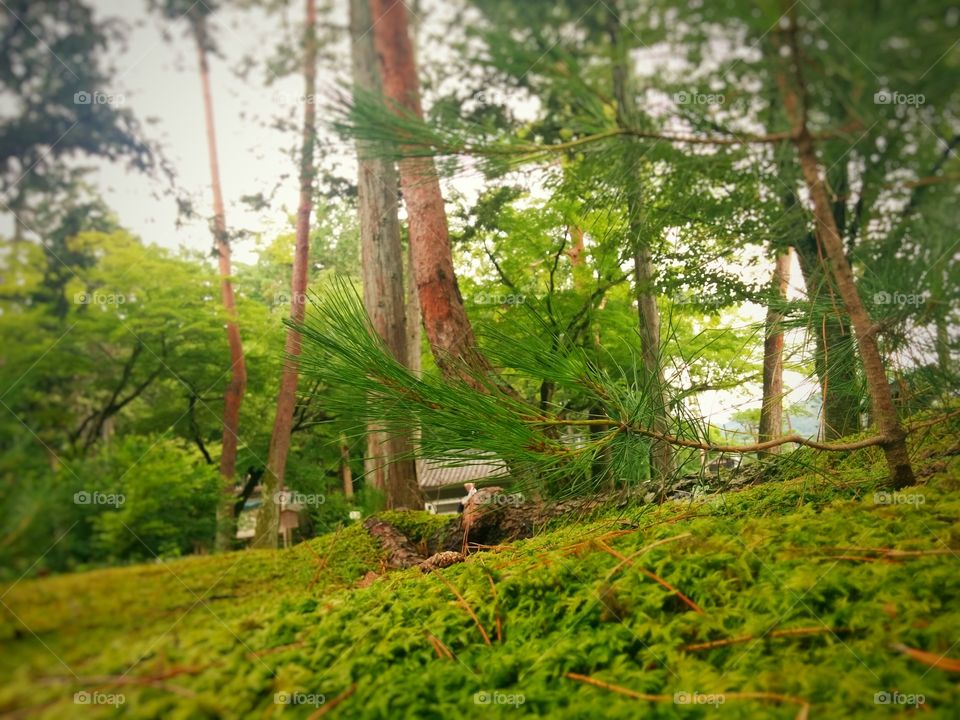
<box><xmin>417</xmin><ymin>455</ymin><xmax>507</xmax><ymax>489</ymax></box>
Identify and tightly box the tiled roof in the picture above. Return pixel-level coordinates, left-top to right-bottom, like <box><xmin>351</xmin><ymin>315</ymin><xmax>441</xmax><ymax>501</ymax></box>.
<box><xmin>417</xmin><ymin>455</ymin><xmax>507</xmax><ymax>489</ymax></box>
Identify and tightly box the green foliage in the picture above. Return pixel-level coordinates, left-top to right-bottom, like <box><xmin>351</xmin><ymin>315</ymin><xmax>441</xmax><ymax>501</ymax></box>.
<box><xmin>1</xmin><ymin>418</ymin><xmax>958</xmax><ymax>717</ymax></box>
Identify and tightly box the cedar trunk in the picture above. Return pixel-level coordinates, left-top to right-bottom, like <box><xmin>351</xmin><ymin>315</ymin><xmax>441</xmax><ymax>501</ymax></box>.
<box><xmin>255</xmin><ymin>0</ymin><xmax>318</xmax><ymax>548</ymax></box>
<box><xmin>194</xmin><ymin>16</ymin><xmax>247</xmax><ymax>551</ymax></box>
<box><xmin>778</xmin><ymin>7</ymin><xmax>914</xmax><ymax>488</ymax></box>
<box><xmin>607</xmin><ymin>3</ymin><xmax>674</xmax><ymax>484</ymax></box>
<box><xmin>793</xmin><ymin>236</ymin><xmax>861</xmax><ymax>439</ymax></box>
<box><xmin>351</xmin><ymin>0</ymin><xmax>421</xmax><ymax>509</ymax></box>
<box><xmin>369</xmin><ymin>0</ymin><xmax>491</xmax><ymax>380</ymax></box>
<box><xmin>757</xmin><ymin>251</ymin><xmax>791</xmax><ymax>455</ymax></box>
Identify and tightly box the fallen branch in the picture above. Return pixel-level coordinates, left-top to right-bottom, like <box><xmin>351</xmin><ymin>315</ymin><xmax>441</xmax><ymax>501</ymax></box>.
<box><xmin>683</xmin><ymin>625</ymin><xmax>843</xmax><ymax>652</ymax></box>
<box><xmin>425</xmin><ymin>630</ymin><xmax>454</xmax><ymax>660</ymax></box>
<box><xmin>604</xmin><ymin>533</ymin><xmax>692</xmax><ymax>583</ymax></box>
<box><xmin>431</xmin><ymin>572</ymin><xmax>492</xmax><ymax>646</ymax></box>
<box><xmin>595</xmin><ymin>539</ymin><xmax>705</xmax><ymax>615</ymax></box>
<box><xmin>535</xmin><ymin>407</ymin><xmax>960</xmax><ymax>455</ymax></box>
<box><xmin>824</xmin><ymin>546</ymin><xmax>958</xmax><ymax>560</ymax></box>
<box><xmin>564</xmin><ymin>672</ymin><xmax>811</xmax><ymax>719</ymax></box>
<box><xmin>891</xmin><ymin>643</ymin><xmax>960</xmax><ymax>672</ymax></box>
<box><xmin>486</xmin><ymin>572</ymin><xmax>502</xmax><ymax>643</ymax></box>
<box><xmin>307</xmin><ymin>683</ymin><xmax>357</xmax><ymax>719</ymax></box>
<box><xmin>40</xmin><ymin>670</ymin><xmax>204</xmax><ymax>700</ymax></box>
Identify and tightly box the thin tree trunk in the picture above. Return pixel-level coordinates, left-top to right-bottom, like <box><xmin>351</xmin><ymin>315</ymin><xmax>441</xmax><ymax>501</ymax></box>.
<box><xmin>341</xmin><ymin>434</ymin><xmax>354</xmax><ymax>499</ymax></box>
<box><xmin>778</xmin><ymin>6</ymin><xmax>913</xmax><ymax>489</ymax></box>
<box><xmin>406</xmin><ymin>239</ymin><xmax>422</xmax><ymax>376</ymax></box>
<box><xmin>351</xmin><ymin>0</ymin><xmax>421</xmax><ymax>510</ymax></box>
<box><xmin>606</xmin><ymin>3</ymin><xmax>674</xmax><ymax>486</ymax></box>
<box><xmin>936</xmin><ymin>315</ymin><xmax>952</xmax><ymax>377</ymax></box>
<box><xmin>369</xmin><ymin>0</ymin><xmax>492</xmax><ymax>382</ymax></box>
<box><xmin>193</xmin><ymin>15</ymin><xmax>248</xmax><ymax>551</ymax></box>
<box><xmin>792</xmin><ymin>235</ymin><xmax>861</xmax><ymax>439</ymax></box>
<box><xmin>254</xmin><ymin>0</ymin><xmax>318</xmax><ymax>548</ymax></box>
<box><xmin>758</xmin><ymin>251</ymin><xmax>791</xmax><ymax>456</ymax></box>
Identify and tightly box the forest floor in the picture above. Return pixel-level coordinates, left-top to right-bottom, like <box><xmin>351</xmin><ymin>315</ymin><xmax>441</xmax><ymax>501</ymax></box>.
<box><xmin>2</xmin><ymin>412</ymin><xmax>959</xmax><ymax>719</ymax></box>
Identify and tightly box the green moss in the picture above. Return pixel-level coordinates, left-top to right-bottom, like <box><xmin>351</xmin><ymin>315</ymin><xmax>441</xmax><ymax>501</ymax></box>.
<box><xmin>1</xmin><ymin>416</ymin><xmax>958</xmax><ymax>718</ymax></box>
<box><xmin>375</xmin><ymin>509</ymin><xmax>455</xmax><ymax>544</ymax></box>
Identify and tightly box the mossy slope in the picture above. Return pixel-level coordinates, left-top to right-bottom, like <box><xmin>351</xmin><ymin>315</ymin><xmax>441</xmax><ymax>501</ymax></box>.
<box><xmin>2</xmin><ymin>417</ymin><xmax>958</xmax><ymax>718</ymax></box>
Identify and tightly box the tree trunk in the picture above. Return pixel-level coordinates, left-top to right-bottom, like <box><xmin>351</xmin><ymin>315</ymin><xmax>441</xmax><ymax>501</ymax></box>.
<box><xmin>778</xmin><ymin>6</ymin><xmax>913</xmax><ymax>489</ymax></box>
<box><xmin>341</xmin><ymin>434</ymin><xmax>354</xmax><ymax>499</ymax></box>
<box><xmin>405</xmin><ymin>237</ymin><xmax>422</xmax><ymax>376</ymax></box>
<box><xmin>606</xmin><ymin>3</ymin><xmax>674</xmax><ymax>487</ymax></box>
<box><xmin>194</xmin><ymin>15</ymin><xmax>248</xmax><ymax>551</ymax></box>
<box><xmin>369</xmin><ymin>0</ymin><xmax>492</xmax><ymax>381</ymax></box>
<box><xmin>793</xmin><ymin>236</ymin><xmax>862</xmax><ymax>439</ymax></box>
<box><xmin>254</xmin><ymin>0</ymin><xmax>318</xmax><ymax>549</ymax></box>
<box><xmin>757</xmin><ymin>250</ymin><xmax>791</xmax><ymax>455</ymax></box>
<box><xmin>351</xmin><ymin>0</ymin><xmax>422</xmax><ymax>510</ymax></box>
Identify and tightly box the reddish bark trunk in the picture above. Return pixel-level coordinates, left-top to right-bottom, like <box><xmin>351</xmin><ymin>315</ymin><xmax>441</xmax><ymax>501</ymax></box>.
<box><xmin>255</xmin><ymin>0</ymin><xmax>318</xmax><ymax>548</ymax></box>
<box><xmin>778</xmin><ymin>6</ymin><xmax>913</xmax><ymax>488</ymax></box>
<box><xmin>352</xmin><ymin>0</ymin><xmax>421</xmax><ymax>509</ymax></box>
<box><xmin>758</xmin><ymin>251</ymin><xmax>791</xmax><ymax>455</ymax></box>
<box><xmin>369</xmin><ymin>0</ymin><xmax>491</xmax><ymax>381</ymax></box>
<box><xmin>194</xmin><ymin>15</ymin><xmax>247</xmax><ymax>551</ymax></box>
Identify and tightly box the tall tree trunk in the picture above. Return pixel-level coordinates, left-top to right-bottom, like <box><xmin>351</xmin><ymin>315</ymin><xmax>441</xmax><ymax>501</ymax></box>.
<box><xmin>369</xmin><ymin>0</ymin><xmax>492</xmax><ymax>381</ymax></box>
<box><xmin>778</xmin><ymin>6</ymin><xmax>914</xmax><ymax>489</ymax></box>
<box><xmin>193</xmin><ymin>15</ymin><xmax>247</xmax><ymax>551</ymax></box>
<box><xmin>254</xmin><ymin>0</ymin><xmax>318</xmax><ymax>548</ymax></box>
<box><xmin>405</xmin><ymin>239</ymin><xmax>422</xmax><ymax>376</ymax></box>
<box><xmin>351</xmin><ymin>0</ymin><xmax>422</xmax><ymax>510</ymax></box>
<box><xmin>936</xmin><ymin>315</ymin><xmax>952</xmax><ymax>378</ymax></box>
<box><xmin>606</xmin><ymin>3</ymin><xmax>674</xmax><ymax>487</ymax></box>
<box><xmin>757</xmin><ymin>250</ymin><xmax>791</xmax><ymax>455</ymax></box>
<box><xmin>792</xmin><ymin>234</ymin><xmax>861</xmax><ymax>439</ymax></box>
<box><xmin>341</xmin><ymin>433</ymin><xmax>354</xmax><ymax>499</ymax></box>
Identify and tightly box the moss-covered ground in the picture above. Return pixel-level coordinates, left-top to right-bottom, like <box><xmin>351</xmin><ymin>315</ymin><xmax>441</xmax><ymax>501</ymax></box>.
<box><xmin>2</xmin><ymin>415</ymin><xmax>958</xmax><ymax>718</ymax></box>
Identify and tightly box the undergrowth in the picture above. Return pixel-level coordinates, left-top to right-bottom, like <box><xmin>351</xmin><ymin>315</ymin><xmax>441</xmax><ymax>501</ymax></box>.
<box><xmin>1</xmin><ymin>415</ymin><xmax>958</xmax><ymax>718</ymax></box>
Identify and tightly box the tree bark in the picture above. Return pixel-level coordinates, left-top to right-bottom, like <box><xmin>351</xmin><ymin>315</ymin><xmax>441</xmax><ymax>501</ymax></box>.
<box><xmin>777</xmin><ymin>6</ymin><xmax>913</xmax><ymax>489</ymax></box>
<box><xmin>351</xmin><ymin>0</ymin><xmax>422</xmax><ymax>510</ymax></box>
<box><xmin>606</xmin><ymin>3</ymin><xmax>674</xmax><ymax>486</ymax></box>
<box><xmin>793</xmin><ymin>235</ymin><xmax>861</xmax><ymax>439</ymax></box>
<box><xmin>193</xmin><ymin>14</ymin><xmax>248</xmax><ymax>551</ymax></box>
<box><xmin>369</xmin><ymin>0</ymin><xmax>492</xmax><ymax>381</ymax></box>
<box><xmin>254</xmin><ymin>0</ymin><xmax>318</xmax><ymax>549</ymax></box>
<box><xmin>757</xmin><ymin>251</ymin><xmax>791</xmax><ymax>455</ymax></box>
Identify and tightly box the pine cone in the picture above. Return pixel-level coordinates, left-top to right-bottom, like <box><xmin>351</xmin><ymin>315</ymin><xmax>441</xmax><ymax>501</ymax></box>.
<box><xmin>418</xmin><ymin>551</ymin><xmax>465</xmax><ymax>572</ymax></box>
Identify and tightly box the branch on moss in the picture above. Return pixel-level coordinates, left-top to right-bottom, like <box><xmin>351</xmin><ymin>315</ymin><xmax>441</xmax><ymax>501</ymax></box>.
<box><xmin>565</xmin><ymin>673</ymin><xmax>811</xmax><ymax>717</ymax></box>
<box><xmin>595</xmin><ymin>539</ymin><xmax>705</xmax><ymax>615</ymax></box>
<box><xmin>682</xmin><ymin>625</ymin><xmax>845</xmax><ymax>652</ymax></box>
